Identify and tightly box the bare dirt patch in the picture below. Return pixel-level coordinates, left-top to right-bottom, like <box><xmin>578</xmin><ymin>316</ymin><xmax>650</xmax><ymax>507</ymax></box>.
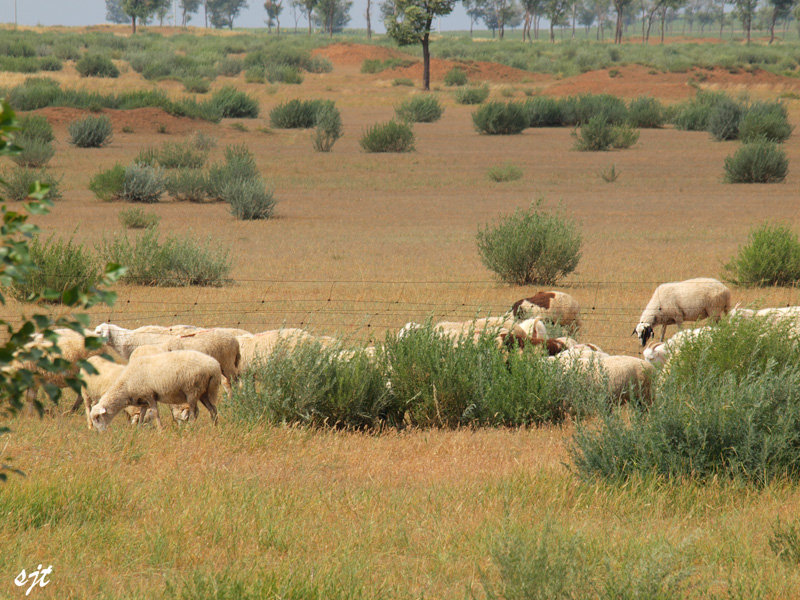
<box><xmin>312</xmin><ymin>42</ymin><xmax>414</xmax><ymax>66</ymax></box>
<box><xmin>386</xmin><ymin>57</ymin><xmax>538</xmax><ymax>84</ymax></box>
<box><xmin>30</xmin><ymin>106</ymin><xmax>213</xmax><ymax>136</ymax></box>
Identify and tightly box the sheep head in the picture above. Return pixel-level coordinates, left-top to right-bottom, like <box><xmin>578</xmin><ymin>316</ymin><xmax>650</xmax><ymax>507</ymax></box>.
<box><xmin>90</xmin><ymin>405</ymin><xmax>111</xmax><ymax>432</ymax></box>
<box><xmin>633</xmin><ymin>323</ymin><xmax>654</xmax><ymax>346</ymax></box>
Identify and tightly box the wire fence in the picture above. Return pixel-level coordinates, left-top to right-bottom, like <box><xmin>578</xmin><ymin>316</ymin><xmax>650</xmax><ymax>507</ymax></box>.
<box><xmin>4</xmin><ymin>278</ymin><xmax>799</xmax><ymax>356</ymax></box>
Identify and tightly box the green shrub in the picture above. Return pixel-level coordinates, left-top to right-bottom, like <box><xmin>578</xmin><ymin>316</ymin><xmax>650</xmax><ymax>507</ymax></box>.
<box><xmin>9</xmin><ymin>234</ymin><xmax>99</xmax><ymax>303</ymax></box>
<box><xmin>454</xmin><ymin>85</ymin><xmax>490</xmax><ymax>105</ymax></box>
<box><xmin>312</xmin><ymin>103</ymin><xmax>343</xmax><ymax>152</ymax></box>
<box><xmin>216</xmin><ymin>57</ymin><xmax>243</xmax><ymax>77</ymax></box>
<box><xmin>120</xmin><ymin>164</ymin><xmax>166</xmax><ymax>203</ymax></box>
<box><xmin>6</xmin><ymin>77</ymin><xmax>62</xmax><ymax>111</ymax></box>
<box><xmin>189</xmin><ymin>130</ymin><xmax>217</xmax><ymax>151</ymax></box>
<box><xmin>157</xmin><ymin>141</ymin><xmax>208</xmax><ymax>169</ymax></box>
<box><xmin>359</xmin><ymin>121</ymin><xmax>415</xmax><ymax>153</ymax></box>
<box><xmin>707</xmin><ymin>96</ymin><xmax>744</xmax><ymax>141</ymax></box>
<box><xmin>67</xmin><ymin>115</ymin><xmax>113</xmax><ymax>148</ymax></box>
<box><xmin>572</xmin><ymin>318</ymin><xmax>800</xmax><ymax>485</ymax></box>
<box><xmin>770</xmin><ymin>519</ymin><xmax>800</xmax><ymax>565</ymax></box>
<box><xmin>723</xmin><ymin>139</ymin><xmax>788</xmax><ymax>183</ymax></box>
<box><xmin>244</xmin><ymin>66</ymin><xmax>265</xmax><ymax>83</ymax></box>
<box><xmin>206</xmin><ymin>143</ymin><xmax>260</xmax><ymax>201</ymax></box>
<box><xmin>133</xmin><ymin>146</ymin><xmax>159</xmax><ymax>167</ymax></box>
<box><xmin>98</xmin><ymin>227</ymin><xmax>231</xmax><ymax>287</ymax></box>
<box><xmin>392</xmin><ymin>78</ymin><xmax>414</xmax><ymax>87</ymax></box>
<box><xmin>572</xmin><ymin>115</ymin><xmax>616</xmax><ymax>151</ymax></box>
<box><xmin>53</xmin><ymin>42</ymin><xmax>81</xmax><ymax>61</ymax></box>
<box><xmin>307</xmin><ymin>56</ymin><xmax>333</xmax><ymax>73</ymax></box>
<box><xmin>182</xmin><ymin>77</ymin><xmax>210</xmax><ymax>94</ymax></box>
<box><xmin>472</xmin><ymin>102</ymin><xmax>527</xmax><ymax>135</ymax></box>
<box><xmin>10</xmin><ymin>138</ymin><xmax>55</xmax><ymax>168</ymax></box>
<box><xmin>165</xmin><ymin>169</ymin><xmax>209</xmax><ymax>203</ymax></box>
<box><xmin>395</xmin><ymin>95</ymin><xmax>444</xmax><ymax>123</ymax></box>
<box><xmin>360</xmin><ymin>58</ymin><xmax>414</xmax><ymax>74</ymax></box>
<box><xmin>269</xmin><ymin>99</ymin><xmax>329</xmax><ymax>129</ymax></box>
<box><xmin>225</xmin><ymin>178</ymin><xmax>276</xmax><ymax>220</ymax></box>
<box><xmin>229</xmin><ymin>340</ymin><xmax>395</xmax><ymax>428</ymax></box>
<box><xmin>722</xmin><ymin>222</ymin><xmax>800</xmax><ymax>286</ymax></box>
<box><xmin>444</xmin><ymin>67</ymin><xmax>468</xmax><ymax>86</ymax></box>
<box><xmin>118</xmin><ymin>207</ymin><xmax>161</xmax><ymax>229</ymax></box>
<box><xmin>611</xmin><ymin>123</ymin><xmax>640</xmax><ymax>149</ymax></box>
<box><xmin>487</xmin><ymin>162</ymin><xmax>523</xmax><ymax>182</ymax></box>
<box><xmin>266</xmin><ymin>65</ymin><xmax>304</xmax><ymax>84</ymax></box>
<box><xmin>75</xmin><ymin>53</ymin><xmax>119</xmax><ymax>78</ymax></box>
<box><xmin>559</xmin><ymin>93</ymin><xmax>628</xmax><ymax>126</ymax></box>
<box><xmin>524</xmin><ymin>96</ymin><xmax>562</xmax><ymax>127</ymax></box>
<box><xmin>209</xmin><ymin>86</ymin><xmax>259</xmax><ymax>119</ymax></box>
<box><xmin>89</xmin><ymin>164</ymin><xmax>125</xmax><ymax>201</ymax></box>
<box><xmin>739</xmin><ymin>101</ymin><xmax>793</xmax><ymax>143</ymax></box>
<box><xmin>16</xmin><ymin>114</ymin><xmax>54</xmax><ymax>143</ymax></box>
<box><xmin>627</xmin><ymin>96</ymin><xmax>665</xmax><ymax>128</ymax></box>
<box><xmin>476</xmin><ymin>200</ymin><xmax>582</xmax><ymax>285</ymax></box>
<box><xmin>1</xmin><ymin>167</ymin><xmax>62</xmax><ymax>202</ymax></box>
<box><xmin>672</xmin><ymin>90</ymin><xmax>729</xmax><ymax>131</ymax></box>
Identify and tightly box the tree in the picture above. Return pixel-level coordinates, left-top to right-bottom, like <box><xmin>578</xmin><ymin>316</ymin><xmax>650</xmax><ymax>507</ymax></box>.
<box><xmin>106</xmin><ymin>0</ymin><xmax>130</xmax><ymax>23</ymax></box>
<box><xmin>384</xmin><ymin>0</ymin><xmax>457</xmax><ymax>91</ymax></box>
<box><xmin>179</xmin><ymin>0</ymin><xmax>202</xmax><ymax>25</ymax></box>
<box><xmin>207</xmin><ymin>0</ymin><xmax>249</xmax><ymax>28</ymax></box>
<box><xmin>734</xmin><ymin>0</ymin><xmax>758</xmax><ymax>40</ymax></box>
<box><xmin>264</xmin><ymin>0</ymin><xmax>284</xmax><ymax>31</ymax></box>
<box><xmin>313</xmin><ymin>0</ymin><xmax>353</xmax><ymax>34</ymax></box>
<box><xmin>122</xmin><ymin>0</ymin><xmax>162</xmax><ymax>33</ymax></box>
<box><xmin>544</xmin><ymin>0</ymin><xmax>570</xmax><ymax>40</ymax></box>
<box><xmin>154</xmin><ymin>0</ymin><xmax>173</xmax><ymax>24</ymax></box>
<box><xmin>612</xmin><ymin>0</ymin><xmax>633</xmax><ymax>41</ymax></box>
<box><xmin>299</xmin><ymin>0</ymin><xmax>319</xmax><ymax>30</ymax></box>
<box><xmin>366</xmin><ymin>0</ymin><xmax>373</xmax><ymax>38</ymax></box>
<box><xmin>769</xmin><ymin>0</ymin><xmax>795</xmax><ymax>42</ymax></box>
<box><xmin>0</xmin><ymin>100</ymin><xmax>122</xmax><ymax>479</ymax></box>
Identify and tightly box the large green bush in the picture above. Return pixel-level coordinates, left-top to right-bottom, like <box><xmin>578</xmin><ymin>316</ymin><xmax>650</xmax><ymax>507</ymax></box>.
<box><xmin>1</xmin><ymin>167</ymin><xmax>62</xmax><ymax>202</ymax></box>
<box><xmin>16</xmin><ymin>114</ymin><xmax>54</xmax><ymax>143</ymax></box>
<box><xmin>165</xmin><ymin>169</ymin><xmax>209</xmax><ymax>203</ymax></box>
<box><xmin>120</xmin><ymin>164</ymin><xmax>166</xmax><ymax>204</ymax></box>
<box><xmin>723</xmin><ymin>222</ymin><xmax>800</xmax><ymax>286</ymax></box>
<box><xmin>359</xmin><ymin>121</ymin><xmax>415</xmax><ymax>153</ymax></box>
<box><xmin>444</xmin><ymin>67</ymin><xmax>468</xmax><ymax>86</ymax></box>
<box><xmin>209</xmin><ymin>86</ymin><xmax>259</xmax><ymax>119</ymax></box>
<box><xmin>269</xmin><ymin>99</ymin><xmax>330</xmax><ymax>129</ymax></box>
<box><xmin>395</xmin><ymin>95</ymin><xmax>444</xmax><ymax>123</ymax></box>
<box><xmin>572</xmin><ymin>318</ymin><xmax>800</xmax><ymax>485</ymax></box>
<box><xmin>472</xmin><ymin>101</ymin><xmax>527</xmax><ymax>134</ymax></box>
<box><xmin>739</xmin><ymin>101</ymin><xmax>793</xmax><ymax>143</ymax></box>
<box><xmin>476</xmin><ymin>200</ymin><xmax>582</xmax><ymax>285</ymax></box>
<box><xmin>524</xmin><ymin>96</ymin><xmax>562</xmax><ymax>127</ymax></box>
<box><xmin>75</xmin><ymin>53</ymin><xmax>119</xmax><ymax>78</ymax></box>
<box><xmin>454</xmin><ymin>85</ymin><xmax>490</xmax><ymax>105</ymax></box>
<box><xmin>627</xmin><ymin>96</ymin><xmax>665</xmax><ymax>128</ymax></box>
<box><xmin>723</xmin><ymin>139</ymin><xmax>788</xmax><ymax>183</ymax></box>
<box><xmin>707</xmin><ymin>96</ymin><xmax>744</xmax><ymax>141</ymax></box>
<box><xmin>559</xmin><ymin>93</ymin><xmax>628</xmax><ymax>126</ymax></box>
<box><xmin>206</xmin><ymin>143</ymin><xmax>259</xmax><ymax>201</ymax></box>
<box><xmin>225</xmin><ymin>178</ymin><xmax>276</xmax><ymax>220</ymax></box>
<box><xmin>312</xmin><ymin>103</ymin><xmax>343</xmax><ymax>152</ymax></box>
<box><xmin>10</xmin><ymin>138</ymin><xmax>55</xmax><ymax>168</ymax></box>
<box><xmin>67</xmin><ymin>114</ymin><xmax>113</xmax><ymax>148</ymax></box>
<box><xmin>89</xmin><ymin>164</ymin><xmax>125</xmax><ymax>202</ymax></box>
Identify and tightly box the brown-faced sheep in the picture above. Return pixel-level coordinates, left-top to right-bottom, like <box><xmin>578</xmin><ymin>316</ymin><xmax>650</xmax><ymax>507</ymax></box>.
<box><xmin>511</xmin><ymin>291</ymin><xmax>581</xmax><ymax>327</ymax></box>
<box><xmin>90</xmin><ymin>350</ymin><xmax>221</xmax><ymax>431</ymax></box>
<box><xmin>634</xmin><ymin>278</ymin><xmax>731</xmax><ymax>346</ymax></box>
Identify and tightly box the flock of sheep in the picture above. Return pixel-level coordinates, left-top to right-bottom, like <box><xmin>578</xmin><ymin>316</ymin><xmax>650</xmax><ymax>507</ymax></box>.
<box><xmin>17</xmin><ymin>276</ymin><xmax>796</xmax><ymax>431</ymax></box>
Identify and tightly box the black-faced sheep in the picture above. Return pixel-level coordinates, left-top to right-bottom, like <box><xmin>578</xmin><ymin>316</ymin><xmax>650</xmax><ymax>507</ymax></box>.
<box><xmin>633</xmin><ymin>278</ymin><xmax>731</xmax><ymax>346</ymax></box>
<box><xmin>90</xmin><ymin>350</ymin><xmax>221</xmax><ymax>431</ymax></box>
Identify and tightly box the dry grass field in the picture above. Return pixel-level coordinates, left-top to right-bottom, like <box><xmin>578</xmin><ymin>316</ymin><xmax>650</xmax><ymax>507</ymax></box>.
<box><xmin>4</xmin><ymin>27</ymin><xmax>800</xmax><ymax>599</ymax></box>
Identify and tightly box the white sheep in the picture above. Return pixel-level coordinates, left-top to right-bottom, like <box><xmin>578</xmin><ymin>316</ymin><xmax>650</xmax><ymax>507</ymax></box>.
<box><xmin>642</xmin><ymin>326</ymin><xmax>712</xmax><ymax>367</ymax></box>
<box><xmin>511</xmin><ymin>291</ymin><xmax>581</xmax><ymax>326</ymax></box>
<box><xmin>237</xmin><ymin>328</ymin><xmax>314</xmax><ymax>371</ymax></box>
<box><xmin>90</xmin><ymin>350</ymin><xmax>221</xmax><ymax>431</ymax></box>
<box><xmin>573</xmin><ymin>355</ymin><xmax>654</xmax><ymax>403</ymax></box>
<box><xmin>633</xmin><ymin>278</ymin><xmax>731</xmax><ymax>346</ymax></box>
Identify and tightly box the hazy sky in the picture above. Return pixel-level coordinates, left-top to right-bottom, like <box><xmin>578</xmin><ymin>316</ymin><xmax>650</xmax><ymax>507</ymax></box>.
<box><xmin>2</xmin><ymin>1</ymin><xmax>475</xmax><ymax>35</ymax></box>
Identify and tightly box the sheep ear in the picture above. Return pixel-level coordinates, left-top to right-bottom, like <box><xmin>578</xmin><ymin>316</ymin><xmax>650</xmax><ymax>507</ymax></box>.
<box><xmin>97</xmin><ymin>406</ymin><xmax>107</xmax><ymax>415</ymax></box>
<box><xmin>631</xmin><ymin>328</ymin><xmax>637</xmax><ymax>336</ymax></box>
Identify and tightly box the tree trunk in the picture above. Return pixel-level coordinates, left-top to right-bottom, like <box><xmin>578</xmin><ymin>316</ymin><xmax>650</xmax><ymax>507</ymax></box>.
<box><xmin>719</xmin><ymin>5</ymin><xmax>724</xmax><ymax>39</ymax></box>
<box><xmin>550</xmin><ymin>19</ymin><xmax>555</xmax><ymax>41</ymax></box>
<box><xmin>661</xmin><ymin>6</ymin><xmax>666</xmax><ymax>42</ymax></box>
<box><xmin>366</xmin><ymin>0</ymin><xmax>372</xmax><ymax>39</ymax></box>
<box><xmin>132</xmin><ymin>15</ymin><xmax>137</xmax><ymax>34</ymax></box>
<box><xmin>769</xmin><ymin>8</ymin><xmax>777</xmax><ymax>43</ymax></box>
<box><xmin>329</xmin><ymin>0</ymin><xmax>335</xmax><ymax>36</ymax></box>
<box><xmin>422</xmin><ymin>28</ymin><xmax>432</xmax><ymax>90</ymax></box>
<box><xmin>572</xmin><ymin>2</ymin><xmax>576</xmax><ymax>38</ymax></box>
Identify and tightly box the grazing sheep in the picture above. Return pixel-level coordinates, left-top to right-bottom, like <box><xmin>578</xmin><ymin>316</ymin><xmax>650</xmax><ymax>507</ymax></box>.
<box><xmin>497</xmin><ymin>328</ymin><xmax>565</xmax><ymax>356</ymax></box>
<box><xmin>90</xmin><ymin>350</ymin><xmax>221</xmax><ymax>431</ymax></box>
<box><xmin>642</xmin><ymin>326</ymin><xmax>711</xmax><ymax>367</ymax></box>
<box><xmin>236</xmin><ymin>328</ymin><xmax>314</xmax><ymax>371</ymax></box>
<box><xmin>574</xmin><ymin>355</ymin><xmax>654</xmax><ymax>403</ymax></box>
<box><xmin>555</xmin><ymin>344</ymin><xmax>610</xmax><ymax>362</ymax></box>
<box><xmin>633</xmin><ymin>278</ymin><xmax>731</xmax><ymax>346</ymax></box>
<box><xmin>128</xmin><ymin>329</ymin><xmax>240</xmax><ymax>396</ymax></box>
<box><xmin>94</xmin><ymin>323</ymin><xmax>177</xmax><ymax>359</ymax></box>
<box><xmin>511</xmin><ymin>291</ymin><xmax>581</xmax><ymax>326</ymax></box>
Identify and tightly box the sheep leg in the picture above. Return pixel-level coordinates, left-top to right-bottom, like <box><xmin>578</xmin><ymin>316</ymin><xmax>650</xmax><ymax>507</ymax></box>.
<box><xmin>69</xmin><ymin>394</ymin><xmax>84</xmax><ymax>414</ymax></box>
<box><xmin>147</xmin><ymin>400</ymin><xmax>164</xmax><ymax>431</ymax></box>
<box><xmin>659</xmin><ymin>324</ymin><xmax>668</xmax><ymax>342</ymax></box>
<box><xmin>198</xmin><ymin>395</ymin><xmax>218</xmax><ymax>426</ymax></box>
<box><xmin>83</xmin><ymin>395</ymin><xmax>93</xmax><ymax>430</ymax></box>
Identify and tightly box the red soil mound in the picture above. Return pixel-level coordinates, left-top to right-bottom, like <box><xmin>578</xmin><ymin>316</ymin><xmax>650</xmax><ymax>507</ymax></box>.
<box><xmin>387</xmin><ymin>58</ymin><xmax>538</xmax><ymax>84</ymax></box>
<box><xmin>30</xmin><ymin>107</ymin><xmax>210</xmax><ymax>135</ymax></box>
<box><xmin>543</xmin><ymin>64</ymin><xmax>800</xmax><ymax>101</ymax></box>
<box><xmin>311</xmin><ymin>42</ymin><xmax>413</xmax><ymax>66</ymax></box>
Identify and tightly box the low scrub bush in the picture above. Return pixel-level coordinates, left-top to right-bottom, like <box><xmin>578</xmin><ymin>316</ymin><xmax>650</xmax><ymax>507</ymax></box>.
<box><xmin>573</xmin><ymin>115</ymin><xmax>615</xmax><ymax>151</ymax></box>
<box><xmin>473</xmin><ymin>102</ymin><xmax>527</xmax><ymax>135</ymax></box>
<box><xmin>67</xmin><ymin>115</ymin><xmax>113</xmax><ymax>148</ymax></box>
<box><xmin>707</xmin><ymin>96</ymin><xmax>744</xmax><ymax>141</ymax></box>
<box><xmin>89</xmin><ymin>164</ymin><xmax>125</xmax><ymax>201</ymax></box>
<box><xmin>182</xmin><ymin>77</ymin><xmax>210</xmax><ymax>94</ymax></box>
<box><xmin>524</xmin><ymin>96</ymin><xmax>562</xmax><ymax>127</ymax></box>
<box><xmin>2</xmin><ymin>167</ymin><xmax>62</xmax><ymax>202</ymax></box>
<box><xmin>209</xmin><ymin>86</ymin><xmax>259</xmax><ymax>119</ymax></box>
<box><xmin>307</xmin><ymin>56</ymin><xmax>333</xmax><ymax>73</ymax></box>
<box><xmin>627</xmin><ymin>96</ymin><xmax>665</xmax><ymax>128</ymax></box>
<box><xmin>392</xmin><ymin>78</ymin><xmax>414</xmax><ymax>87</ymax></box>
<box><xmin>572</xmin><ymin>318</ymin><xmax>800</xmax><ymax>485</ymax></box>
<box><xmin>360</xmin><ymin>58</ymin><xmax>415</xmax><ymax>74</ymax></box>
<box><xmin>477</xmin><ymin>200</ymin><xmax>582</xmax><ymax>285</ymax></box>
<box><xmin>118</xmin><ymin>207</ymin><xmax>161</xmax><ymax>229</ymax></box>
<box><xmin>157</xmin><ymin>141</ymin><xmax>208</xmax><ymax>169</ymax></box>
<box><xmin>216</xmin><ymin>57</ymin><xmax>243</xmax><ymax>77</ymax></box>
<box><xmin>444</xmin><ymin>67</ymin><xmax>468</xmax><ymax>86</ymax></box>
<box><xmin>98</xmin><ymin>227</ymin><xmax>231</xmax><ymax>287</ymax></box>
<box><xmin>120</xmin><ymin>164</ymin><xmax>166</xmax><ymax>204</ymax></box>
<box><xmin>225</xmin><ymin>177</ymin><xmax>276</xmax><ymax>220</ymax></box>
<box><xmin>133</xmin><ymin>147</ymin><xmax>159</xmax><ymax>167</ymax></box>
<box><xmin>266</xmin><ymin>65</ymin><xmax>304</xmax><ymax>84</ymax></box>
<box><xmin>269</xmin><ymin>99</ymin><xmax>329</xmax><ymax>129</ymax></box>
<box><xmin>559</xmin><ymin>93</ymin><xmax>628</xmax><ymax>126</ymax></box>
<box><xmin>454</xmin><ymin>85</ymin><xmax>490</xmax><ymax>105</ymax></box>
<box><xmin>359</xmin><ymin>120</ymin><xmax>415</xmax><ymax>153</ymax></box>
<box><xmin>189</xmin><ymin>130</ymin><xmax>217</xmax><ymax>151</ymax></box>
<box><xmin>10</xmin><ymin>138</ymin><xmax>55</xmax><ymax>168</ymax></box>
<box><xmin>723</xmin><ymin>139</ymin><xmax>788</xmax><ymax>183</ymax></box>
<box><xmin>395</xmin><ymin>95</ymin><xmax>444</xmax><ymax>123</ymax></box>
<box><xmin>672</xmin><ymin>90</ymin><xmax>729</xmax><ymax>131</ymax></box>
<box><xmin>244</xmin><ymin>66</ymin><xmax>265</xmax><ymax>83</ymax></box>
<box><xmin>206</xmin><ymin>143</ymin><xmax>259</xmax><ymax>202</ymax></box>
<box><xmin>723</xmin><ymin>222</ymin><xmax>800</xmax><ymax>286</ymax></box>
<box><xmin>739</xmin><ymin>101</ymin><xmax>793</xmax><ymax>143</ymax></box>
<box><xmin>9</xmin><ymin>233</ymin><xmax>100</xmax><ymax>303</ymax></box>
<box><xmin>16</xmin><ymin>114</ymin><xmax>54</xmax><ymax>143</ymax></box>
<box><xmin>312</xmin><ymin>103</ymin><xmax>343</xmax><ymax>152</ymax></box>
<box><xmin>487</xmin><ymin>162</ymin><xmax>523</xmax><ymax>182</ymax></box>
<box><xmin>229</xmin><ymin>340</ymin><xmax>395</xmax><ymax>428</ymax></box>
<box><xmin>611</xmin><ymin>123</ymin><xmax>640</xmax><ymax>148</ymax></box>
<box><xmin>75</xmin><ymin>53</ymin><xmax>119</xmax><ymax>78</ymax></box>
<box><xmin>165</xmin><ymin>169</ymin><xmax>209</xmax><ymax>203</ymax></box>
